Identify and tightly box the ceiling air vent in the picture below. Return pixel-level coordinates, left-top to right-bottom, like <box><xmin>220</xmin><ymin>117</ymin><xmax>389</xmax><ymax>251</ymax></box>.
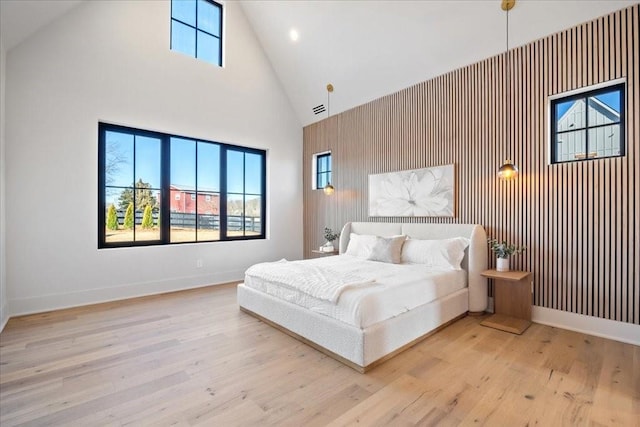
<box><xmin>313</xmin><ymin>104</ymin><xmax>326</xmax><ymax>115</ymax></box>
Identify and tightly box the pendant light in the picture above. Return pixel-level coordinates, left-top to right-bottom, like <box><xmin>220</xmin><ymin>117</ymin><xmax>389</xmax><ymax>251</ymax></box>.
<box><xmin>498</xmin><ymin>0</ymin><xmax>519</xmax><ymax>181</ymax></box>
<box><xmin>323</xmin><ymin>183</ymin><xmax>335</xmax><ymax>195</ymax></box>
<box><xmin>323</xmin><ymin>83</ymin><xmax>336</xmax><ymax>195</ymax></box>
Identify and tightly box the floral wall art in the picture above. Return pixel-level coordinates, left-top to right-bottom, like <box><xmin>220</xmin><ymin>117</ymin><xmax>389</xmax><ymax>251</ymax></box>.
<box><xmin>368</xmin><ymin>164</ymin><xmax>455</xmax><ymax>217</ymax></box>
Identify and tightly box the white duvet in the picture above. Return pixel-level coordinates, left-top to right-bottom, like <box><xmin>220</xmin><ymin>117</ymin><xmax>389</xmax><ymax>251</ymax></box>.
<box><xmin>245</xmin><ymin>259</ymin><xmax>375</xmax><ymax>303</ymax></box>
<box><xmin>243</xmin><ymin>255</ymin><xmax>466</xmax><ymax>329</ymax></box>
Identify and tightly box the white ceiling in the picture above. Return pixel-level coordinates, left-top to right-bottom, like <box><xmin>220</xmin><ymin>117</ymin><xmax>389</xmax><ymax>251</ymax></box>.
<box><xmin>0</xmin><ymin>0</ymin><xmax>84</xmax><ymax>51</ymax></box>
<box><xmin>1</xmin><ymin>0</ymin><xmax>636</xmax><ymax>127</ymax></box>
<box><xmin>240</xmin><ymin>0</ymin><xmax>638</xmax><ymax>126</ymax></box>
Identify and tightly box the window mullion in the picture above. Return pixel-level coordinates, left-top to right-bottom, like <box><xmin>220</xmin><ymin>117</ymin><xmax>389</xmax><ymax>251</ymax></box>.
<box><xmin>585</xmin><ymin>97</ymin><xmax>590</xmax><ymax>154</ymax></box>
<box><xmin>242</xmin><ymin>153</ymin><xmax>246</xmax><ymax>236</ymax></box>
<box><xmin>171</xmin><ymin>18</ymin><xmax>197</xmax><ymax>31</ymax></box>
<box><xmin>557</xmin><ymin>122</ymin><xmax>619</xmax><ymax>136</ymax></box>
<box><xmin>194</xmin><ymin>0</ymin><xmax>198</xmax><ymax>59</ymax></box>
<box><xmin>132</xmin><ymin>135</ymin><xmax>137</xmax><ymax>242</ymax></box>
<box><xmin>161</xmin><ymin>135</ymin><xmax>171</xmax><ymax>244</ymax></box>
<box><xmin>220</xmin><ymin>146</ymin><xmax>228</xmax><ymax>240</ymax></box>
<box><xmin>195</xmin><ymin>142</ymin><xmax>198</xmax><ymax>241</ymax></box>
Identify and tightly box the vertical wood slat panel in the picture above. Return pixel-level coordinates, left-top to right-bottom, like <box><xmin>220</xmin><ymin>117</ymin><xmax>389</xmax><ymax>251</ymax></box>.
<box><xmin>632</xmin><ymin>6</ymin><xmax>639</xmax><ymax>325</ymax></box>
<box><xmin>302</xmin><ymin>5</ymin><xmax>639</xmax><ymax>325</ymax></box>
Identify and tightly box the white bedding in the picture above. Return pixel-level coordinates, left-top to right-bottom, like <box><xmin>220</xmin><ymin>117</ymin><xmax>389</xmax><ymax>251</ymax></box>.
<box><xmin>245</xmin><ymin>259</ymin><xmax>375</xmax><ymax>303</ymax></box>
<box><xmin>243</xmin><ymin>254</ymin><xmax>466</xmax><ymax>329</ymax></box>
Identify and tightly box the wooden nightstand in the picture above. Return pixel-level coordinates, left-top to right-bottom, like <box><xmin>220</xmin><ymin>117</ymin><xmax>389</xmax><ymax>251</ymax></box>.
<box><xmin>311</xmin><ymin>249</ymin><xmax>338</xmax><ymax>256</ymax></box>
<box><xmin>480</xmin><ymin>269</ymin><xmax>533</xmax><ymax>335</ymax></box>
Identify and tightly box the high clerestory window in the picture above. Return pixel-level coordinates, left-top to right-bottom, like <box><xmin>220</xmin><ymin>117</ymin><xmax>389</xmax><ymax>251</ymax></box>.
<box><xmin>171</xmin><ymin>0</ymin><xmax>223</xmax><ymax>66</ymax></box>
<box><xmin>550</xmin><ymin>81</ymin><xmax>625</xmax><ymax>163</ymax></box>
<box><xmin>98</xmin><ymin>123</ymin><xmax>265</xmax><ymax>248</ymax></box>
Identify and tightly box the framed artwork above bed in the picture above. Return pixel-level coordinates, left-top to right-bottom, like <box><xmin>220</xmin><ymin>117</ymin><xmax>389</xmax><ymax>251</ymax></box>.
<box><xmin>368</xmin><ymin>164</ymin><xmax>455</xmax><ymax>217</ymax></box>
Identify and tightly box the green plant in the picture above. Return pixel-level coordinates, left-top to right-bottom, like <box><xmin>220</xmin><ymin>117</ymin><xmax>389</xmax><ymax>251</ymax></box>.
<box><xmin>118</xmin><ymin>179</ymin><xmax>157</xmax><ymax>211</ymax></box>
<box><xmin>106</xmin><ymin>204</ymin><xmax>119</xmax><ymax>230</ymax></box>
<box><xmin>324</xmin><ymin>227</ymin><xmax>340</xmax><ymax>242</ymax></box>
<box><xmin>124</xmin><ymin>202</ymin><xmax>134</xmax><ymax>230</ymax></box>
<box><xmin>141</xmin><ymin>205</ymin><xmax>154</xmax><ymax>229</ymax></box>
<box><xmin>488</xmin><ymin>238</ymin><xmax>526</xmax><ymax>259</ymax></box>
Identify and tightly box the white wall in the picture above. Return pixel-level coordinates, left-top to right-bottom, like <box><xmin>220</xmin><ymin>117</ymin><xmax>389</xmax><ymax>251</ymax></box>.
<box><xmin>0</xmin><ymin>39</ymin><xmax>7</xmax><ymax>329</ymax></box>
<box><xmin>4</xmin><ymin>0</ymin><xmax>303</xmax><ymax>315</ymax></box>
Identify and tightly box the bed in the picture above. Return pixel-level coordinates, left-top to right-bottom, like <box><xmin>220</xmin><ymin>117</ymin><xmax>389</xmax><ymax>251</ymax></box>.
<box><xmin>237</xmin><ymin>222</ymin><xmax>488</xmax><ymax>372</ymax></box>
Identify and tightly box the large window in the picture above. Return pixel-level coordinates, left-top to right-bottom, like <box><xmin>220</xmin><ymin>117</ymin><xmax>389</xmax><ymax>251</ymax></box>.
<box><xmin>314</xmin><ymin>152</ymin><xmax>331</xmax><ymax>189</ymax></box>
<box><xmin>98</xmin><ymin>123</ymin><xmax>265</xmax><ymax>248</ymax></box>
<box><xmin>171</xmin><ymin>0</ymin><xmax>223</xmax><ymax>66</ymax></box>
<box><xmin>550</xmin><ymin>81</ymin><xmax>625</xmax><ymax>163</ymax></box>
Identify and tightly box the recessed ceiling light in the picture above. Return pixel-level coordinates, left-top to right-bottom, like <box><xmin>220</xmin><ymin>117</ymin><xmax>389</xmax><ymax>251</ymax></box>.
<box><xmin>289</xmin><ymin>28</ymin><xmax>299</xmax><ymax>42</ymax></box>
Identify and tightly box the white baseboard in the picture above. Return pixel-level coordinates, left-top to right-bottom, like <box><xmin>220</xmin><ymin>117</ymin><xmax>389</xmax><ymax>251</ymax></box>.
<box><xmin>486</xmin><ymin>297</ymin><xmax>638</xmax><ymax>346</ymax></box>
<box><xmin>8</xmin><ymin>270</ymin><xmax>244</xmax><ymax>317</ymax></box>
<box><xmin>532</xmin><ymin>305</ymin><xmax>640</xmax><ymax>346</ymax></box>
<box><xmin>0</xmin><ymin>302</ymin><xmax>8</xmax><ymax>333</ymax></box>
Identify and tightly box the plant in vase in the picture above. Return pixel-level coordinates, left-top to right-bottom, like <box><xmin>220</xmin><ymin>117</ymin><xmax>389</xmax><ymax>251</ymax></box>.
<box><xmin>488</xmin><ymin>238</ymin><xmax>526</xmax><ymax>272</ymax></box>
<box><xmin>322</xmin><ymin>227</ymin><xmax>340</xmax><ymax>252</ymax></box>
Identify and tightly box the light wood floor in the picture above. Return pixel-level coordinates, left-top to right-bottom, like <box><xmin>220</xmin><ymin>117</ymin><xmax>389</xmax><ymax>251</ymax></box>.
<box><xmin>1</xmin><ymin>284</ymin><xmax>638</xmax><ymax>426</ymax></box>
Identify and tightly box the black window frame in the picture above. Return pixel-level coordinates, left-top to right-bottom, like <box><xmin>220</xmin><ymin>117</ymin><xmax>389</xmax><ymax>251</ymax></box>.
<box><xmin>98</xmin><ymin>122</ymin><xmax>266</xmax><ymax>249</ymax></box>
<box><xmin>550</xmin><ymin>82</ymin><xmax>625</xmax><ymax>164</ymax></box>
<box><xmin>315</xmin><ymin>152</ymin><xmax>331</xmax><ymax>190</ymax></box>
<box><xmin>170</xmin><ymin>0</ymin><xmax>223</xmax><ymax>66</ymax></box>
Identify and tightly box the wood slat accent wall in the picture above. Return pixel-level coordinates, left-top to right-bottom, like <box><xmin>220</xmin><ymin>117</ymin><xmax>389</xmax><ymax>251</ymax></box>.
<box><xmin>303</xmin><ymin>5</ymin><xmax>639</xmax><ymax>325</ymax></box>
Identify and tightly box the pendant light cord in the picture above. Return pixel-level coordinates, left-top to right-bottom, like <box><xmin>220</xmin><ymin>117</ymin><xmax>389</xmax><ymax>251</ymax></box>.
<box><xmin>498</xmin><ymin>1</ymin><xmax>518</xmax><ymax>180</ymax></box>
<box><xmin>506</xmin><ymin>6</ymin><xmax>510</xmax><ymax>161</ymax></box>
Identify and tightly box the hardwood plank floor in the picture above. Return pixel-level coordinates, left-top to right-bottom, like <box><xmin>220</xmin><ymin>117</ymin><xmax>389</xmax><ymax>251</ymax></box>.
<box><xmin>0</xmin><ymin>283</ymin><xmax>638</xmax><ymax>426</ymax></box>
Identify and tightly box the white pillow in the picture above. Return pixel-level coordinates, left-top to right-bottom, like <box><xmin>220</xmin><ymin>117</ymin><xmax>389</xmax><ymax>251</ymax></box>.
<box><xmin>345</xmin><ymin>233</ymin><xmax>377</xmax><ymax>258</ymax></box>
<box><xmin>401</xmin><ymin>237</ymin><xmax>470</xmax><ymax>270</ymax></box>
<box><xmin>367</xmin><ymin>235</ymin><xmax>407</xmax><ymax>264</ymax></box>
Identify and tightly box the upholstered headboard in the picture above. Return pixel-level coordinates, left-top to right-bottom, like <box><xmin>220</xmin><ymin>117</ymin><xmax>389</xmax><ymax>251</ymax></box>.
<box><xmin>338</xmin><ymin>222</ymin><xmax>488</xmax><ymax>313</ymax></box>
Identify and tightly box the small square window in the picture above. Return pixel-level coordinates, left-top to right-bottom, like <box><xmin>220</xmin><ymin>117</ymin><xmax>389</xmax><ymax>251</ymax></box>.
<box><xmin>205</xmin><ymin>195</ymin><xmax>211</xmax><ymax>201</ymax></box>
<box><xmin>171</xmin><ymin>0</ymin><xmax>223</xmax><ymax>66</ymax></box>
<box><xmin>191</xmin><ymin>194</ymin><xmax>196</xmax><ymax>200</ymax></box>
<box><xmin>550</xmin><ymin>82</ymin><xmax>625</xmax><ymax>163</ymax></box>
<box><xmin>175</xmin><ymin>194</ymin><xmax>181</xmax><ymax>200</ymax></box>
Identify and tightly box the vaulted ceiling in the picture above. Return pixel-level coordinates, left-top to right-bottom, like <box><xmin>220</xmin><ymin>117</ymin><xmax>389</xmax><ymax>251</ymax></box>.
<box><xmin>0</xmin><ymin>0</ymin><xmax>83</xmax><ymax>51</ymax></box>
<box><xmin>1</xmin><ymin>0</ymin><xmax>636</xmax><ymax>126</ymax></box>
<box><xmin>240</xmin><ymin>0</ymin><xmax>637</xmax><ymax>126</ymax></box>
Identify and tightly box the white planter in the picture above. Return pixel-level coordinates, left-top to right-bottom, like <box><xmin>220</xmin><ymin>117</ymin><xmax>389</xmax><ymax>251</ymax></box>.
<box><xmin>320</xmin><ymin>241</ymin><xmax>335</xmax><ymax>252</ymax></box>
<box><xmin>496</xmin><ymin>257</ymin><xmax>510</xmax><ymax>272</ymax></box>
